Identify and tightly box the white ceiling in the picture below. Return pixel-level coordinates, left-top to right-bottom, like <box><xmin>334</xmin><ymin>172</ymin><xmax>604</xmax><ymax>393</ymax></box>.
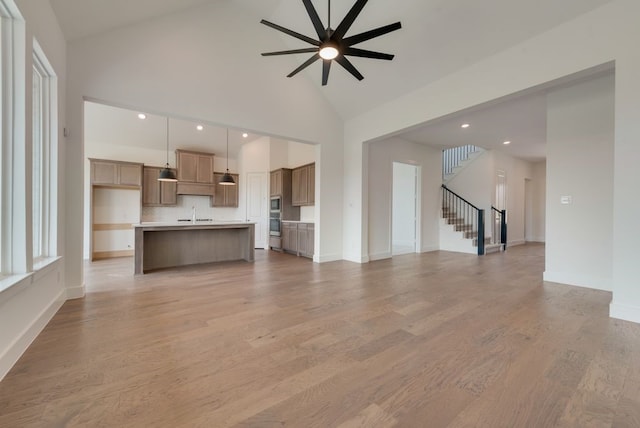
<box><xmin>400</xmin><ymin>93</ymin><xmax>547</xmax><ymax>162</ymax></box>
<box><xmin>84</xmin><ymin>101</ymin><xmax>262</xmax><ymax>156</ymax></box>
<box><xmin>52</xmin><ymin>0</ymin><xmax>614</xmax><ymax>162</ymax></box>
<box><xmin>50</xmin><ymin>0</ymin><xmax>215</xmax><ymax>41</ymax></box>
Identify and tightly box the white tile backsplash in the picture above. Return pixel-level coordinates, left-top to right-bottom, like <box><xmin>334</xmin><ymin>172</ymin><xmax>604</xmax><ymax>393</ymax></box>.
<box><xmin>141</xmin><ymin>195</ymin><xmax>242</xmax><ymax>222</ymax></box>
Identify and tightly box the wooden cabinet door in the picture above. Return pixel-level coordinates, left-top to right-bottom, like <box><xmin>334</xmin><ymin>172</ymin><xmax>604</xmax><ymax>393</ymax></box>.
<box><xmin>177</xmin><ymin>151</ymin><xmax>198</xmax><ymax>182</ymax></box>
<box><xmin>306</xmin><ymin>223</ymin><xmax>315</xmax><ymax>258</ymax></box>
<box><xmin>308</xmin><ymin>164</ymin><xmax>315</xmax><ymax>205</ymax></box>
<box><xmin>282</xmin><ymin>223</ymin><xmax>297</xmax><ymax>253</ymax></box>
<box><xmin>292</xmin><ymin>167</ymin><xmax>308</xmax><ymax>206</ymax></box>
<box><xmin>143</xmin><ymin>167</ymin><xmax>177</xmax><ymax>206</ymax></box>
<box><xmin>160</xmin><ymin>176</ymin><xmax>177</xmax><ymax>205</ymax></box>
<box><xmin>297</xmin><ymin>223</ymin><xmax>308</xmax><ymax>256</ymax></box>
<box><xmin>91</xmin><ymin>161</ymin><xmax>118</xmax><ymax>184</ymax></box>
<box><xmin>142</xmin><ymin>167</ymin><xmax>161</xmax><ymax>205</ymax></box>
<box><xmin>212</xmin><ymin>173</ymin><xmax>239</xmax><ymax>207</ymax></box>
<box><xmin>119</xmin><ymin>164</ymin><xmax>142</xmax><ymax>186</ymax></box>
<box><xmin>197</xmin><ymin>154</ymin><xmax>214</xmax><ymax>183</ymax></box>
<box><xmin>226</xmin><ymin>174</ymin><xmax>239</xmax><ymax>206</ymax></box>
<box><xmin>270</xmin><ymin>170</ymin><xmax>282</xmax><ymax>196</ymax></box>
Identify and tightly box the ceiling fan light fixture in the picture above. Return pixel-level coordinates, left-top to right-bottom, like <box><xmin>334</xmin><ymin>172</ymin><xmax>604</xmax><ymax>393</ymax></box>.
<box><xmin>260</xmin><ymin>0</ymin><xmax>401</xmax><ymax>85</ymax></box>
<box><xmin>319</xmin><ymin>44</ymin><xmax>339</xmax><ymax>60</ymax></box>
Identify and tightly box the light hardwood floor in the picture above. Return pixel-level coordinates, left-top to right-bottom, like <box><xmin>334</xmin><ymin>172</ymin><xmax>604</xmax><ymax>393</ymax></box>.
<box><xmin>1</xmin><ymin>244</ymin><xmax>639</xmax><ymax>427</ymax></box>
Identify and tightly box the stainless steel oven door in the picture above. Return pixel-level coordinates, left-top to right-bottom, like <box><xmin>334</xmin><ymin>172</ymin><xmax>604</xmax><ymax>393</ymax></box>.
<box><xmin>269</xmin><ymin>217</ymin><xmax>281</xmax><ymax>236</ymax></box>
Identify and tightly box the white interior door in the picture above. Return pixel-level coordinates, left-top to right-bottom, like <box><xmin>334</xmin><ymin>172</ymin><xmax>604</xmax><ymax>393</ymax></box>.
<box><xmin>246</xmin><ymin>172</ymin><xmax>268</xmax><ymax>249</ymax></box>
<box><xmin>392</xmin><ymin>162</ymin><xmax>419</xmax><ymax>255</ymax></box>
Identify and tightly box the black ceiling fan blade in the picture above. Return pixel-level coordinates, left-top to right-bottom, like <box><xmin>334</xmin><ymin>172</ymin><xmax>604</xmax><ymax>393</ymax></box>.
<box><xmin>335</xmin><ymin>55</ymin><xmax>364</xmax><ymax>81</ymax></box>
<box><xmin>333</xmin><ymin>0</ymin><xmax>368</xmax><ymax>40</ymax></box>
<box><xmin>322</xmin><ymin>60</ymin><xmax>331</xmax><ymax>86</ymax></box>
<box><xmin>344</xmin><ymin>47</ymin><xmax>394</xmax><ymax>60</ymax></box>
<box><xmin>343</xmin><ymin>22</ymin><xmax>402</xmax><ymax>47</ymax></box>
<box><xmin>260</xmin><ymin>19</ymin><xmax>320</xmax><ymax>46</ymax></box>
<box><xmin>262</xmin><ymin>48</ymin><xmax>319</xmax><ymax>56</ymax></box>
<box><xmin>287</xmin><ymin>53</ymin><xmax>321</xmax><ymax>77</ymax></box>
<box><xmin>302</xmin><ymin>0</ymin><xmax>326</xmax><ymax>40</ymax></box>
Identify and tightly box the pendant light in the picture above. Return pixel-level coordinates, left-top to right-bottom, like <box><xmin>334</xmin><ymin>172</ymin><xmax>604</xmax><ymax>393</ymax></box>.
<box><xmin>219</xmin><ymin>128</ymin><xmax>236</xmax><ymax>186</ymax></box>
<box><xmin>158</xmin><ymin>117</ymin><xmax>177</xmax><ymax>182</ymax></box>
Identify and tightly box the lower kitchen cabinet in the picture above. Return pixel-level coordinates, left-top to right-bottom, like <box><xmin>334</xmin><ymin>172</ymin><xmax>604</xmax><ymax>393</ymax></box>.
<box><xmin>282</xmin><ymin>222</ymin><xmax>298</xmax><ymax>254</ymax></box>
<box><xmin>282</xmin><ymin>221</ymin><xmax>314</xmax><ymax>259</ymax></box>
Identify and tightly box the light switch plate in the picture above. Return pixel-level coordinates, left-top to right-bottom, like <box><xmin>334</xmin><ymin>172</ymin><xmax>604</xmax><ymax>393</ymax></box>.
<box><xmin>561</xmin><ymin>196</ymin><xmax>572</xmax><ymax>205</ymax></box>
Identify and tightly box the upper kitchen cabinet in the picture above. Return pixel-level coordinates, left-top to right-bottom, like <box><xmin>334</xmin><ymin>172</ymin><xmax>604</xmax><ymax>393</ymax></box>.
<box><xmin>212</xmin><ymin>173</ymin><xmax>239</xmax><ymax>207</ymax></box>
<box><xmin>292</xmin><ymin>163</ymin><xmax>315</xmax><ymax>206</ymax></box>
<box><xmin>175</xmin><ymin>149</ymin><xmax>215</xmax><ymax>196</ymax></box>
<box><xmin>142</xmin><ymin>166</ymin><xmax>177</xmax><ymax>206</ymax></box>
<box><xmin>90</xmin><ymin>158</ymin><xmax>143</xmax><ymax>188</ymax></box>
<box><xmin>270</xmin><ymin>168</ymin><xmax>293</xmax><ymax>197</ymax></box>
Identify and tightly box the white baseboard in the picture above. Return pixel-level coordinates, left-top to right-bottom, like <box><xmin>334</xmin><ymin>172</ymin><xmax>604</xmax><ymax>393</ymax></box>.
<box><xmin>543</xmin><ymin>271</ymin><xmax>612</xmax><ymax>292</ymax></box>
<box><xmin>610</xmin><ymin>302</ymin><xmax>640</xmax><ymax>324</ymax></box>
<box><xmin>66</xmin><ymin>285</ymin><xmax>85</xmax><ymax>299</ymax></box>
<box><xmin>0</xmin><ymin>289</ymin><xmax>65</xmax><ymax>381</ymax></box>
<box><xmin>420</xmin><ymin>245</ymin><xmax>440</xmax><ymax>253</ymax></box>
<box><xmin>526</xmin><ymin>236</ymin><xmax>546</xmax><ymax>243</ymax></box>
<box><xmin>369</xmin><ymin>251</ymin><xmax>392</xmax><ymax>261</ymax></box>
<box><xmin>316</xmin><ymin>252</ymin><xmax>344</xmax><ymax>263</ymax></box>
<box><xmin>508</xmin><ymin>239</ymin><xmax>526</xmax><ymax>247</ymax></box>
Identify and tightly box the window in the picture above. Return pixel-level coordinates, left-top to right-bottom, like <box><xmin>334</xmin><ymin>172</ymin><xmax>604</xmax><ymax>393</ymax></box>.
<box><xmin>32</xmin><ymin>40</ymin><xmax>57</xmax><ymax>264</ymax></box>
<box><xmin>0</xmin><ymin>0</ymin><xmax>24</xmax><ymax>276</ymax></box>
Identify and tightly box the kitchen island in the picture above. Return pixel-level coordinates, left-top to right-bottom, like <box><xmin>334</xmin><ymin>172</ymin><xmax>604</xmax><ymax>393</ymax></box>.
<box><xmin>134</xmin><ymin>221</ymin><xmax>255</xmax><ymax>274</ymax></box>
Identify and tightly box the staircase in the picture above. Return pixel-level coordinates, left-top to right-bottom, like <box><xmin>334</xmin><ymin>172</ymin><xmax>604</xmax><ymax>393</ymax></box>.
<box><xmin>442</xmin><ymin>145</ymin><xmax>483</xmax><ymax>183</ymax></box>
<box><xmin>440</xmin><ymin>185</ymin><xmax>507</xmax><ymax>255</ymax></box>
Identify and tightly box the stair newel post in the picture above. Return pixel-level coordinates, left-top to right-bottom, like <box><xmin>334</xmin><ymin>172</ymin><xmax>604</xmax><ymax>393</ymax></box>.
<box><xmin>501</xmin><ymin>209</ymin><xmax>507</xmax><ymax>250</ymax></box>
<box><xmin>477</xmin><ymin>209</ymin><xmax>485</xmax><ymax>255</ymax></box>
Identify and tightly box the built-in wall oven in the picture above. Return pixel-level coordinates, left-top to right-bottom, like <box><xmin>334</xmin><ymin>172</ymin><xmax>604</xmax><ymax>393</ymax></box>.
<box><xmin>269</xmin><ymin>212</ymin><xmax>281</xmax><ymax>236</ymax></box>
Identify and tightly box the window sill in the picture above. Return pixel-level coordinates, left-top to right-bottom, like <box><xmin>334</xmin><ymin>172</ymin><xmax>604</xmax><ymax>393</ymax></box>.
<box><xmin>0</xmin><ymin>273</ymin><xmax>31</xmax><ymax>295</ymax></box>
<box><xmin>0</xmin><ymin>256</ymin><xmax>62</xmax><ymax>299</ymax></box>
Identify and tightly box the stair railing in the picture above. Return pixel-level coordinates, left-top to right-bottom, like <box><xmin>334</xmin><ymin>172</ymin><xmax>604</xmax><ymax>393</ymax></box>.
<box><xmin>442</xmin><ymin>145</ymin><xmax>480</xmax><ymax>180</ymax></box>
<box><xmin>441</xmin><ymin>185</ymin><xmax>485</xmax><ymax>255</ymax></box>
<box><xmin>491</xmin><ymin>206</ymin><xmax>507</xmax><ymax>250</ymax></box>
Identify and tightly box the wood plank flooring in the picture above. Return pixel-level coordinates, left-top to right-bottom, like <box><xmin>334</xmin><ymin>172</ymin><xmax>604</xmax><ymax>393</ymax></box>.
<box><xmin>1</xmin><ymin>244</ymin><xmax>639</xmax><ymax>427</ymax></box>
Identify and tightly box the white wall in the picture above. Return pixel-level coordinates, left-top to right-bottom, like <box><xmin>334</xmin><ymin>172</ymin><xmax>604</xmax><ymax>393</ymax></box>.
<box><xmin>544</xmin><ymin>73</ymin><xmax>614</xmax><ymax>291</ymax></box>
<box><xmin>367</xmin><ymin>138</ymin><xmax>441</xmax><ymax>260</ymax></box>
<box><xmin>343</xmin><ymin>0</ymin><xmax>640</xmax><ymax>322</ymax></box>
<box><xmin>492</xmin><ymin>151</ymin><xmax>535</xmax><ymax>246</ymax></box>
<box><xmin>0</xmin><ymin>0</ymin><xmax>67</xmax><ymax>380</ymax></box>
<box><xmin>65</xmin><ymin>0</ymin><xmax>345</xmax><ymax>292</ymax></box>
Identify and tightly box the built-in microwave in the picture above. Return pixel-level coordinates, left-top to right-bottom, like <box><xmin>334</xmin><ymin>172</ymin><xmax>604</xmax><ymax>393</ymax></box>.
<box><xmin>270</xmin><ymin>196</ymin><xmax>281</xmax><ymax>212</ymax></box>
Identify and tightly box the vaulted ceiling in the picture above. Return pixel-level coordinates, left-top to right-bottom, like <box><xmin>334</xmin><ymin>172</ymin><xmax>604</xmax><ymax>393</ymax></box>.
<box><xmin>50</xmin><ymin>0</ymin><xmax>613</xmax><ymax>160</ymax></box>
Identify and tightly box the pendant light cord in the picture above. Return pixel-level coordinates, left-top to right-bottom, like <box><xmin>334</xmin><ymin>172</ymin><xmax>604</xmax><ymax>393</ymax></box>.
<box><xmin>226</xmin><ymin>128</ymin><xmax>229</xmax><ymax>171</ymax></box>
<box><xmin>328</xmin><ymin>0</ymin><xmax>331</xmax><ymax>29</ymax></box>
<box><xmin>166</xmin><ymin>117</ymin><xmax>170</xmax><ymax>166</ymax></box>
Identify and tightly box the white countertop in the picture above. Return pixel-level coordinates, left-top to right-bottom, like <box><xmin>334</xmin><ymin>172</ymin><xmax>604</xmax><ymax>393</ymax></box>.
<box><xmin>135</xmin><ymin>221</ymin><xmax>255</xmax><ymax>227</ymax></box>
<box><xmin>281</xmin><ymin>220</ymin><xmax>315</xmax><ymax>224</ymax></box>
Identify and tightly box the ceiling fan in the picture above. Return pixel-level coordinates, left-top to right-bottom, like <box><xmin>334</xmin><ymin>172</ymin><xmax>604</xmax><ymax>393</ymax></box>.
<box><xmin>260</xmin><ymin>0</ymin><xmax>402</xmax><ymax>86</ymax></box>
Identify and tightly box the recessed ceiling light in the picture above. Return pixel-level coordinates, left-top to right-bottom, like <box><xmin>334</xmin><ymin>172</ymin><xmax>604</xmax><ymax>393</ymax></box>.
<box><xmin>242</xmin><ymin>133</ymin><xmax>248</xmax><ymax>138</ymax></box>
<box><xmin>196</xmin><ymin>125</ymin><xmax>204</xmax><ymax>131</ymax></box>
<box><xmin>137</xmin><ymin>113</ymin><xmax>146</xmax><ymax>120</ymax></box>
<box><xmin>461</xmin><ymin>123</ymin><xmax>470</xmax><ymax>128</ymax></box>
<box><xmin>503</xmin><ymin>141</ymin><xmax>511</xmax><ymax>145</ymax></box>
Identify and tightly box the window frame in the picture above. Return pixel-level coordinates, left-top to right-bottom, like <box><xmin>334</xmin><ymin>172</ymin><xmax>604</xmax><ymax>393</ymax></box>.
<box><xmin>31</xmin><ymin>39</ymin><xmax>57</xmax><ymax>267</ymax></box>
